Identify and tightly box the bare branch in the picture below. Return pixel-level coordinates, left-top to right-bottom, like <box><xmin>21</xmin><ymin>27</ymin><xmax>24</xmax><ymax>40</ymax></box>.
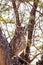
<box><xmin>30</xmin><ymin>53</ymin><xmax>42</xmax><ymax>63</ymax></box>
<box><xmin>25</xmin><ymin>0</ymin><xmax>39</xmax><ymax>64</ymax></box>
<box><xmin>11</xmin><ymin>0</ymin><xmax>21</xmax><ymax>27</ymax></box>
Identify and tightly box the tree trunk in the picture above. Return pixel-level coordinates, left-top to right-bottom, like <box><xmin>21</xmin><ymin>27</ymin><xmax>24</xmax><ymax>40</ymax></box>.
<box><xmin>0</xmin><ymin>28</ymin><xmax>12</xmax><ymax>65</ymax></box>
<box><xmin>25</xmin><ymin>0</ymin><xmax>39</xmax><ymax>64</ymax></box>
<box><xmin>0</xmin><ymin>45</ymin><xmax>6</xmax><ymax>65</ymax></box>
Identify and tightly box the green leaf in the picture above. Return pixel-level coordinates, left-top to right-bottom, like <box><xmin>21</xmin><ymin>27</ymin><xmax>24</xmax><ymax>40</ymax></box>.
<box><xmin>10</xmin><ymin>33</ymin><xmax>14</xmax><ymax>38</ymax></box>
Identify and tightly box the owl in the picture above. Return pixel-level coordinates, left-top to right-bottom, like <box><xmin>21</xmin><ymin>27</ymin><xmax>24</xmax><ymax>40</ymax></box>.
<box><xmin>10</xmin><ymin>26</ymin><xmax>27</xmax><ymax>59</ymax></box>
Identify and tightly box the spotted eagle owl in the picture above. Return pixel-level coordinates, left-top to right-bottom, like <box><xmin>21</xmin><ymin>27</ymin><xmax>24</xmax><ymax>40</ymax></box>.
<box><xmin>10</xmin><ymin>26</ymin><xmax>27</xmax><ymax>59</ymax></box>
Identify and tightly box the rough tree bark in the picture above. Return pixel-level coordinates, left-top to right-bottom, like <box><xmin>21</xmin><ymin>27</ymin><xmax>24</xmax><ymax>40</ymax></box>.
<box><xmin>0</xmin><ymin>28</ymin><xmax>12</xmax><ymax>65</ymax></box>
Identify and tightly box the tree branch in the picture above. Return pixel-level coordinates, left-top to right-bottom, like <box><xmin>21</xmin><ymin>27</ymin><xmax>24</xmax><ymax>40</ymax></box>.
<box><xmin>25</xmin><ymin>0</ymin><xmax>39</xmax><ymax>64</ymax></box>
<box><xmin>30</xmin><ymin>53</ymin><xmax>42</xmax><ymax>63</ymax></box>
<box><xmin>11</xmin><ymin>0</ymin><xmax>21</xmax><ymax>27</ymax></box>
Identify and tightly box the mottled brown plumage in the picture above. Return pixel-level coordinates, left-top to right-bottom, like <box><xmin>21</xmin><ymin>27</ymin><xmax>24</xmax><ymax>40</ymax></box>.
<box><xmin>10</xmin><ymin>26</ymin><xmax>26</xmax><ymax>58</ymax></box>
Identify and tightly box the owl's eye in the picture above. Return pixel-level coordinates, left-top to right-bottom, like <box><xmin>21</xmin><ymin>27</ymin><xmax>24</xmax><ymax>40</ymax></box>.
<box><xmin>20</xmin><ymin>31</ymin><xmax>21</xmax><ymax>34</ymax></box>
